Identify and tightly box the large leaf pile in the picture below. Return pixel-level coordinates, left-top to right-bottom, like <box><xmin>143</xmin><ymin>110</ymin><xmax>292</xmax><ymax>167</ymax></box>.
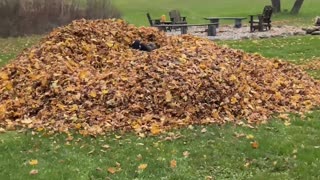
<box><xmin>0</xmin><ymin>19</ymin><xmax>320</xmax><ymax>135</ymax></box>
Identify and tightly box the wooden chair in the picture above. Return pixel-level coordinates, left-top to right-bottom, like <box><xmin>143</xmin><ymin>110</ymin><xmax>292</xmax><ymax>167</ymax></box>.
<box><xmin>169</xmin><ymin>10</ymin><xmax>187</xmax><ymax>24</ymax></box>
<box><xmin>146</xmin><ymin>13</ymin><xmax>161</xmax><ymax>26</ymax></box>
<box><xmin>249</xmin><ymin>6</ymin><xmax>273</xmax><ymax>32</ymax></box>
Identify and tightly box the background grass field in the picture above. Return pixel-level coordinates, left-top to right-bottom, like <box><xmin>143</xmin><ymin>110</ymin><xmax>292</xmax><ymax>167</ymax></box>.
<box><xmin>112</xmin><ymin>0</ymin><xmax>320</xmax><ymax>26</ymax></box>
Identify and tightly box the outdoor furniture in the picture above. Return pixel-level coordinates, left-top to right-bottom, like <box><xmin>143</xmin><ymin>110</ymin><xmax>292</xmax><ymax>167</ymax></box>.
<box><xmin>146</xmin><ymin>13</ymin><xmax>161</xmax><ymax>26</ymax></box>
<box><xmin>249</xmin><ymin>6</ymin><xmax>273</xmax><ymax>32</ymax></box>
<box><xmin>169</xmin><ymin>10</ymin><xmax>187</xmax><ymax>24</ymax></box>
<box><xmin>153</xmin><ymin>23</ymin><xmax>218</xmax><ymax>36</ymax></box>
<box><xmin>204</xmin><ymin>17</ymin><xmax>247</xmax><ymax>28</ymax></box>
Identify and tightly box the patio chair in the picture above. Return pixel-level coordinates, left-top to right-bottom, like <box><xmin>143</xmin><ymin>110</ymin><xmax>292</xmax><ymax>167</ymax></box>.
<box><xmin>146</xmin><ymin>13</ymin><xmax>161</xmax><ymax>26</ymax></box>
<box><xmin>249</xmin><ymin>6</ymin><xmax>273</xmax><ymax>32</ymax></box>
<box><xmin>169</xmin><ymin>10</ymin><xmax>187</xmax><ymax>24</ymax></box>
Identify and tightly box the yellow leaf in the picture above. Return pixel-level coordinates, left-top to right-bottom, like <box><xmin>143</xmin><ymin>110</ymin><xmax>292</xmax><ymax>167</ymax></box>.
<box><xmin>199</xmin><ymin>63</ymin><xmax>206</xmax><ymax>70</ymax></box>
<box><xmin>29</xmin><ymin>159</ymin><xmax>38</xmax><ymax>166</ymax></box>
<box><xmin>79</xmin><ymin>70</ymin><xmax>89</xmax><ymax>80</ymax></box>
<box><xmin>170</xmin><ymin>160</ymin><xmax>177</xmax><ymax>168</ymax></box>
<box><xmin>284</xmin><ymin>121</ymin><xmax>291</xmax><ymax>126</ymax></box>
<box><xmin>229</xmin><ymin>75</ymin><xmax>237</xmax><ymax>81</ymax></box>
<box><xmin>89</xmin><ymin>91</ymin><xmax>97</xmax><ymax>98</ymax></box>
<box><xmin>5</xmin><ymin>81</ymin><xmax>13</xmax><ymax>91</ymax></box>
<box><xmin>231</xmin><ymin>97</ymin><xmax>238</xmax><ymax>104</ymax></box>
<box><xmin>102</xmin><ymin>89</ymin><xmax>109</xmax><ymax>94</ymax></box>
<box><xmin>0</xmin><ymin>72</ymin><xmax>9</xmax><ymax>80</ymax></box>
<box><xmin>246</xmin><ymin>134</ymin><xmax>254</xmax><ymax>140</ymax></box>
<box><xmin>274</xmin><ymin>92</ymin><xmax>283</xmax><ymax>100</ymax></box>
<box><xmin>132</xmin><ymin>123</ymin><xmax>142</xmax><ymax>133</ymax></box>
<box><xmin>278</xmin><ymin>113</ymin><xmax>289</xmax><ymax>120</ymax></box>
<box><xmin>138</xmin><ymin>163</ymin><xmax>148</xmax><ymax>171</ymax></box>
<box><xmin>70</xmin><ymin>104</ymin><xmax>78</xmax><ymax>111</ymax></box>
<box><xmin>66</xmin><ymin>86</ymin><xmax>76</xmax><ymax>92</ymax></box>
<box><xmin>150</xmin><ymin>124</ymin><xmax>161</xmax><ymax>135</ymax></box>
<box><xmin>106</xmin><ymin>42</ymin><xmax>114</xmax><ymax>48</ymax></box>
<box><xmin>165</xmin><ymin>91</ymin><xmax>172</xmax><ymax>102</ymax></box>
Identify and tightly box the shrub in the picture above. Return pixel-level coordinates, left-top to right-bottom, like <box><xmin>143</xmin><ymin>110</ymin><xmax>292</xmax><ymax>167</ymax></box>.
<box><xmin>0</xmin><ymin>0</ymin><xmax>121</xmax><ymax>37</ymax></box>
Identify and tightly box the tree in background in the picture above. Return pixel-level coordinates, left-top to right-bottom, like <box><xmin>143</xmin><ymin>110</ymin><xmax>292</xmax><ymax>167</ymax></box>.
<box><xmin>271</xmin><ymin>0</ymin><xmax>281</xmax><ymax>13</ymax></box>
<box><xmin>291</xmin><ymin>0</ymin><xmax>304</xmax><ymax>14</ymax></box>
<box><xmin>270</xmin><ymin>0</ymin><xmax>305</xmax><ymax>14</ymax></box>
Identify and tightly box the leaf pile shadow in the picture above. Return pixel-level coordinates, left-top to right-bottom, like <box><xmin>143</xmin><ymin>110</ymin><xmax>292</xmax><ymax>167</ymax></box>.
<box><xmin>0</xmin><ymin>19</ymin><xmax>320</xmax><ymax>136</ymax></box>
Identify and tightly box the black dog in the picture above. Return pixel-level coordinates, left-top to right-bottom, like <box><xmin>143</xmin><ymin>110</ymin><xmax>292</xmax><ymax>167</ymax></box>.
<box><xmin>131</xmin><ymin>40</ymin><xmax>158</xmax><ymax>52</ymax></box>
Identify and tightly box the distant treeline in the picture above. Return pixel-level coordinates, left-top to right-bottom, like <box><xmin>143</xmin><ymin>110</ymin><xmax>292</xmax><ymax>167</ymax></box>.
<box><xmin>0</xmin><ymin>0</ymin><xmax>121</xmax><ymax>37</ymax></box>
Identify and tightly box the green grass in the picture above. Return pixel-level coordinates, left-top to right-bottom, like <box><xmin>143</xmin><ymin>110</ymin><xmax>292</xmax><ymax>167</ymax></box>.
<box><xmin>1</xmin><ymin>30</ymin><xmax>320</xmax><ymax>179</ymax></box>
<box><xmin>112</xmin><ymin>0</ymin><xmax>320</xmax><ymax>26</ymax></box>
<box><xmin>0</xmin><ymin>36</ymin><xmax>41</xmax><ymax>66</ymax></box>
<box><xmin>1</xmin><ymin>112</ymin><xmax>320</xmax><ymax>179</ymax></box>
<box><xmin>218</xmin><ymin>35</ymin><xmax>320</xmax><ymax>64</ymax></box>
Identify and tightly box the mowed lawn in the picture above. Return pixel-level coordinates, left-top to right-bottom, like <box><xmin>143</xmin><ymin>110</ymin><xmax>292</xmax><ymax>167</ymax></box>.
<box><xmin>112</xmin><ymin>0</ymin><xmax>320</xmax><ymax>26</ymax></box>
<box><xmin>0</xmin><ymin>34</ymin><xmax>320</xmax><ymax>179</ymax></box>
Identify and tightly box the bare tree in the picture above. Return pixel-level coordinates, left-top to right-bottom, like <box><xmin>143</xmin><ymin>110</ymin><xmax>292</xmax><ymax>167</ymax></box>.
<box><xmin>291</xmin><ymin>0</ymin><xmax>304</xmax><ymax>14</ymax></box>
<box><xmin>271</xmin><ymin>0</ymin><xmax>281</xmax><ymax>13</ymax></box>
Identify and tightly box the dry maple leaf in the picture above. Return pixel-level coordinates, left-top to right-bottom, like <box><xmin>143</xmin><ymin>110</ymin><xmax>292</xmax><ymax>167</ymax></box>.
<box><xmin>183</xmin><ymin>151</ymin><xmax>190</xmax><ymax>158</ymax></box>
<box><xmin>107</xmin><ymin>167</ymin><xmax>116</xmax><ymax>174</ymax></box>
<box><xmin>138</xmin><ymin>163</ymin><xmax>148</xmax><ymax>171</ymax></box>
<box><xmin>170</xmin><ymin>160</ymin><xmax>177</xmax><ymax>168</ymax></box>
<box><xmin>29</xmin><ymin>159</ymin><xmax>38</xmax><ymax>166</ymax></box>
<box><xmin>251</xmin><ymin>141</ymin><xmax>259</xmax><ymax>149</ymax></box>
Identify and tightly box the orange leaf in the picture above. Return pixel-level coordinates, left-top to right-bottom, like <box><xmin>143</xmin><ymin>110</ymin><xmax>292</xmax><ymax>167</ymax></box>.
<box><xmin>107</xmin><ymin>167</ymin><xmax>116</xmax><ymax>174</ymax></box>
<box><xmin>150</xmin><ymin>124</ymin><xmax>161</xmax><ymax>135</ymax></box>
<box><xmin>170</xmin><ymin>160</ymin><xmax>177</xmax><ymax>168</ymax></box>
<box><xmin>138</xmin><ymin>163</ymin><xmax>148</xmax><ymax>171</ymax></box>
<box><xmin>251</xmin><ymin>141</ymin><xmax>259</xmax><ymax>149</ymax></box>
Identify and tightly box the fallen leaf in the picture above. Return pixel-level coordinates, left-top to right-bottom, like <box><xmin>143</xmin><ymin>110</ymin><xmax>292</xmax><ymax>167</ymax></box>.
<box><xmin>183</xmin><ymin>151</ymin><xmax>190</xmax><ymax>158</ymax></box>
<box><xmin>138</xmin><ymin>163</ymin><xmax>148</xmax><ymax>171</ymax></box>
<box><xmin>170</xmin><ymin>160</ymin><xmax>177</xmax><ymax>168</ymax></box>
<box><xmin>102</xmin><ymin>144</ymin><xmax>110</xmax><ymax>149</ymax></box>
<box><xmin>150</xmin><ymin>124</ymin><xmax>161</xmax><ymax>135</ymax></box>
<box><xmin>201</xmin><ymin>128</ymin><xmax>207</xmax><ymax>133</ymax></box>
<box><xmin>29</xmin><ymin>169</ymin><xmax>38</xmax><ymax>175</ymax></box>
<box><xmin>107</xmin><ymin>167</ymin><xmax>116</xmax><ymax>174</ymax></box>
<box><xmin>29</xmin><ymin>159</ymin><xmax>38</xmax><ymax>166</ymax></box>
<box><xmin>246</xmin><ymin>134</ymin><xmax>254</xmax><ymax>140</ymax></box>
<box><xmin>251</xmin><ymin>141</ymin><xmax>259</xmax><ymax>149</ymax></box>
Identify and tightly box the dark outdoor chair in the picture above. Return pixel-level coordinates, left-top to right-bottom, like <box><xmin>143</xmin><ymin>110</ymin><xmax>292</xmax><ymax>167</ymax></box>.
<box><xmin>249</xmin><ymin>6</ymin><xmax>273</xmax><ymax>32</ymax></box>
<box><xmin>146</xmin><ymin>13</ymin><xmax>161</xmax><ymax>26</ymax></box>
<box><xmin>169</xmin><ymin>10</ymin><xmax>187</xmax><ymax>24</ymax></box>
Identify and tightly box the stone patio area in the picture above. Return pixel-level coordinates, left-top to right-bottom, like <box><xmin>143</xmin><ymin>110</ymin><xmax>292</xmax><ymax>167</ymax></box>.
<box><xmin>166</xmin><ymin>25</ymin><xmax>305</xmax><ymax>40</ymax></box>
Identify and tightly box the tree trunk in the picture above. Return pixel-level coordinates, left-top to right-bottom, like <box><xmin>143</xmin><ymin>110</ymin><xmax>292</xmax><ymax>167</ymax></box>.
<box><xmin>271</xmin><ymin>0</ymin><xmax>281</xmax><ymax>13</ymax></box>
<box><xmin>291</xmin><ymin>0</ymin><xmax>304</xmax><ymax>14</ymax></box>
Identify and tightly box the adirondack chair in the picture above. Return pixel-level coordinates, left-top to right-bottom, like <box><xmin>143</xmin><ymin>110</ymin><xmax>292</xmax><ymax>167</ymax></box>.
<box><xmin>249</xmin><ymin>6</ymin><xmax>273</xmax><ymax>32</ymax></box>
<box><xmin>169</xmin><ymin>10</ymin><xmax>187</xmax><ymax>24</ymax></box>
<box><xmin>146</xmin><ymin>13</ymin><xmax>161</xmax><ymax>26</ymax></box>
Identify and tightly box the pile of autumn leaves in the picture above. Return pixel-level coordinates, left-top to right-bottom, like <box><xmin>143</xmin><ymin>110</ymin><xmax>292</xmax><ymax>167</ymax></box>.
<box><xmin>0</xmin><ymin>19</ymin><xmax>320</xmax><ymax>136</ymax></box>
